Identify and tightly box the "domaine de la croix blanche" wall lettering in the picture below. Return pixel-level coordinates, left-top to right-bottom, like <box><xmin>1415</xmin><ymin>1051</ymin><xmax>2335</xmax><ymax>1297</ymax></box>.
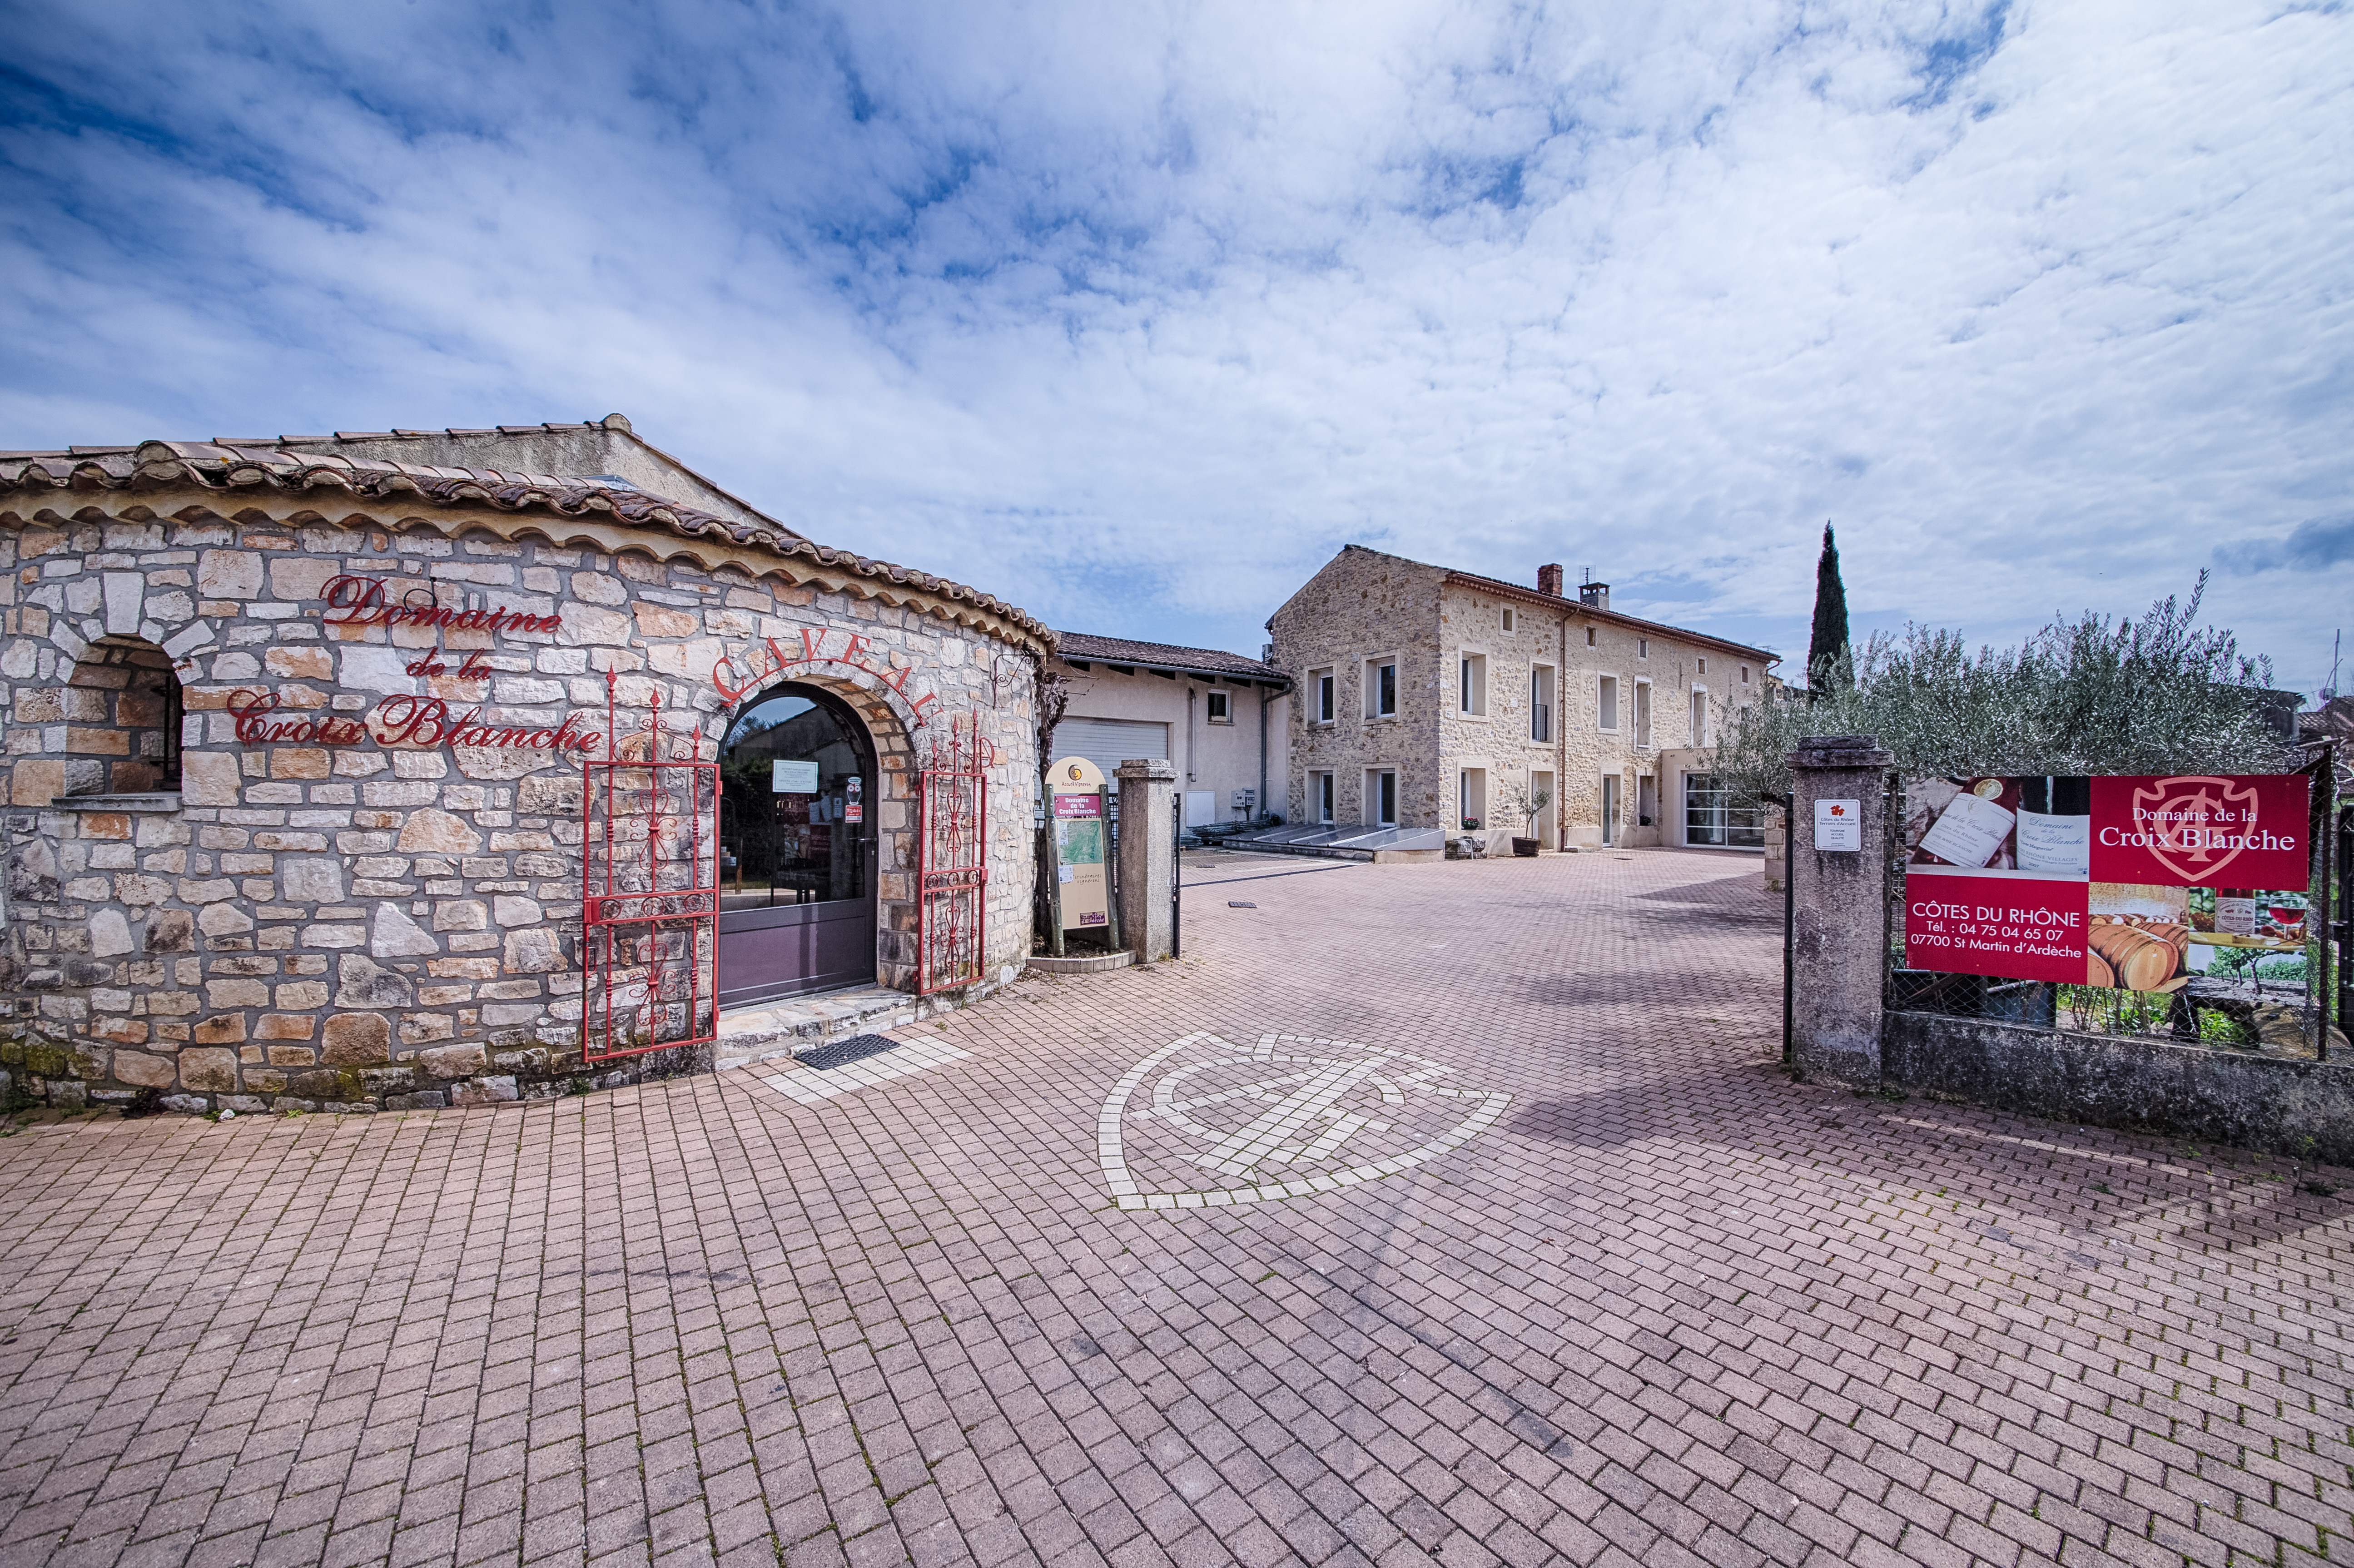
<box><xmin>218</xmin><ymin>575</ymin><xmax>943</xmax><ymax>756</ymax></box>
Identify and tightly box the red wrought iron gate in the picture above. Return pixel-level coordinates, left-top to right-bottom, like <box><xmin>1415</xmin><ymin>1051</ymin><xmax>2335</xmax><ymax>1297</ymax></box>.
<box><xmin>917</xmin><ymin>713</ymin><xmax>989</xmax><ymax>995</ymax></box>
<box><xmin>580</xmin><ymin>685</ymin><xmax>720</xmax><ymax>1062</ymax></box>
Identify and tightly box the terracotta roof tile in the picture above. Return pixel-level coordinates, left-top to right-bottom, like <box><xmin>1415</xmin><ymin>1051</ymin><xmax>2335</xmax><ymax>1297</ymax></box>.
<box><xmin>0</xmin><ymin>436</ymin><xmax>1052</xmax><ymax>645</ymax></box>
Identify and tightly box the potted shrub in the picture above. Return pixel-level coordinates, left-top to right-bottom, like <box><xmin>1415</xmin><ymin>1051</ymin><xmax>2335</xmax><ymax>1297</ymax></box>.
<box><xmin>1502</xmin><ymin>782</ymin><xmax>1551</xmax><ymax>857</ymax></box>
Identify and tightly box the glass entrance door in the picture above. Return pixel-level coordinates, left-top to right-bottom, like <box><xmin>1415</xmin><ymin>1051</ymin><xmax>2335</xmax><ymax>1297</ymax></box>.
<box><xmin>716</xmin><ymin>684</ymin><xmax>878</xmax><ymax>1007</ymax></box>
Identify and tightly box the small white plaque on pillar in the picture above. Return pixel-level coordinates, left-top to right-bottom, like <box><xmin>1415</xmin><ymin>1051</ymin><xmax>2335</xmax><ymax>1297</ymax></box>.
<box><xmin>1814</xmin><ymin>799</ymin><xmax>1862</xmax><ymax>851</ymax></box>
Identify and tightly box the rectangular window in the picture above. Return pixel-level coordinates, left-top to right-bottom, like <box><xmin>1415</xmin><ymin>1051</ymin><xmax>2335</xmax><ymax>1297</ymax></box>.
<box><xmin>1638</xmin><ymin>637</ymin><xmax>1649</xmax><ymax>659</ymax></box>
<box><xmin>1530</xmin><ymin>665</ymin><xmax>1554</xmax><ymax>743</ymax></box>
<box><xmin>1365</xmin><ymin>769</ymin><xmax>1397</xmax><ymax>826</ymax></box>
<box><xmin>1689</xmin><ymin>690</ymin><xmax>1707</xmax><ymax>747</ymax></box>
<box><xmin>1311</xmin><ymin>771</ymin><xmax>1334</xmax><ymax>823</ymax></box>
<box><xmin>1684</xmin><ymin>772</ymin><xmax>1765</xmax><ymax>849</ymax></box>
<box><xmin>1597</xmin><ymin>675</ymin><xmax>1619</xmax><ymax>732</ymax></box>
<box><xmin>1458</xmin><ymin>768</ymin><xmax>1485</xmax><ymax>830</ymax></box>
<box><xmin>1458</xmin><ymin>653</ymin><xmax>1486</xmax><ymax>716</ymax></box>
<box><xmin>1501</xmin><ymin>607</ymin><xmax>1515</xmax><ymax>633</ymax></box>
<box><xmin>1634</xmin><ymin>680</ymin><xmax>1653</xmax><ymax>748</ymax></box>
<box><xmin>1695</xmin><ymin>657</ymin><xmax>1706</xmax><ymax>675</ymax></box>
<box><xmin>1205</xmin><ymin>689</ymin><xmax>1232</xmax><ymax>724</ymax></box>
<box><xmin>1740</xmin><ymin>664</ymin><xmax>1750</xmax><ymax>684</ymax></box>
<box><xmin>1585</xmin><ymin>626</ymin><xmax>1595</xmax><ymax>647</ymax></box>
<box><xmin>1366</xmin><ymin>658</ymin><xmax>1397</xmax><ymax>719</ymax></box>
<box><xmin>1313</xmin><ymin>669</ymin><xmax>1335</xmax><ymax>724</ymax></box>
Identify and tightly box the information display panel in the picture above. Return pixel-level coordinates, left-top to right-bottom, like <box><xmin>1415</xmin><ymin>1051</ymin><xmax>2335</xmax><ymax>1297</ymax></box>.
<box><xmin>1901</xmin><ymin>774</ymin><xmax>2309</xmax><ymax>992</ymax></box>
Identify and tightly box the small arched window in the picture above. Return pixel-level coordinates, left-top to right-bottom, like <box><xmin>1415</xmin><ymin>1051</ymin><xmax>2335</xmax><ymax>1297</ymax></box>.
<box><xmin>64</xmin><ymin>637</ymin><xmax>182</xmax><ymax>795</ymax></box>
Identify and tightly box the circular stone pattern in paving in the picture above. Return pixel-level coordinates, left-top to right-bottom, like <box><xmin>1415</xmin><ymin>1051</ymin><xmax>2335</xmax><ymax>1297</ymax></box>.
<box><xmin>1097</xmin><ymin>1030</ymin><xmax>1512</xmax><ymax>1210</ymax></box>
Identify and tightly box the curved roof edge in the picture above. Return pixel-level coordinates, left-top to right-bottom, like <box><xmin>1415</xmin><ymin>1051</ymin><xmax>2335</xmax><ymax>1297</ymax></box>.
<box><xmin>0</xmin><ymin>441</ymin><xmax>1054</xmax><ymax>650</ymax></box>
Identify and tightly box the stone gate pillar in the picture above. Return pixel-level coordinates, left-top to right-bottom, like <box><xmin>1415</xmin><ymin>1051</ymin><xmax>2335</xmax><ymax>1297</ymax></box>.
<box><xmin>1789</xmin><ymin>735</ymin><xmax>1894</xmax><ymax>1085</ymax></box>
<box><xmin>1115</xmin><ymin>759</ymin><xmax>1177</xmax><ymax>963</ymax></box>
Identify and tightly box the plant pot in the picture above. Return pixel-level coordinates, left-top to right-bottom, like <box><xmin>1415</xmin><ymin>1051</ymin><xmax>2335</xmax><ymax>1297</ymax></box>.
<box><xmin>1511</xmin><ymin>837</ymin><xmax>1540</xmax><ymax>857</ymax></box>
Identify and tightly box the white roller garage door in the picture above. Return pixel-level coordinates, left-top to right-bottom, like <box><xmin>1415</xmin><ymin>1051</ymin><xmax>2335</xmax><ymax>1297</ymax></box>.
<box><xmin>1053</xmin><ymin>717</ymin><xmax>1169</xmax><ymax>779</ymax></box>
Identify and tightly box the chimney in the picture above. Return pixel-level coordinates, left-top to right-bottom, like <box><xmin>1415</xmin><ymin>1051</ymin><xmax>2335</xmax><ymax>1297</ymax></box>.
<box><xmin>1537</xmin><ymin>563</ymin><xmax>1564</xmax><ymax>597</ymax></box>
<box><xmin>1579</xmin><ymin>581</ymin><xmax>1610</xmax><ymax>611</ymax></box>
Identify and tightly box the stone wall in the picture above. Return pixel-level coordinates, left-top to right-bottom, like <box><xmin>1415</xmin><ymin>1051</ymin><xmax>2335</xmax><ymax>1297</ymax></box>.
<box><xmin>1267</xmin><ymin>548</ymin><xmax>1445</xmax><ymax>827</ymax></box>
<box><xmin>0</xmin><ymin>501</ymin><xmax>1039</xmax><ymax>1114</ymax></box>
<box><xmin>1267</xmin><ymin>546</ymin><xmax>1771</xmax><ymax>847</ymax></box>
<box><xmin>1885</xmin><ymin>1011</ymin><xmax>2354</xmax><ymax>1166</ymax></box>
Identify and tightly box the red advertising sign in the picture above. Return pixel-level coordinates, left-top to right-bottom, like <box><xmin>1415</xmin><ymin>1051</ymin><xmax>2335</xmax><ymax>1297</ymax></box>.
<box><xmin>1902</xmin><ymin>774</ymin><xmax>2309</xmax><ymax>994</ymax></box>
<box><xmin>2087</xmin><ymin>774</ymin><xmax>2309</xmax><ymax>888</ymax></box>
<box><xmin>1904</xmin><ymin>873</ymin><xmax>2088</xmax><ymax>984</ymax></box>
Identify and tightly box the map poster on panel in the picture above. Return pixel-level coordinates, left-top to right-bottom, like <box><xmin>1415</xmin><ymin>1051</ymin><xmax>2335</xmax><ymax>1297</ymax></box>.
<box><xmin>1052</xmin><ymin>789</ymin><xmax>1111</xmax><ymax>930</ymax></box>
<box><xmin>1901</xmin><ymin>774</ymin><xmax>2309</xmax><ymax>992</ymax></box>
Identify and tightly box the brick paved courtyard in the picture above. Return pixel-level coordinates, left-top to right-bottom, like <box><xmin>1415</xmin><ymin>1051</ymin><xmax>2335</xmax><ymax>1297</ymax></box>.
<box><xmin>2</xmin><ymin>848</ymin><xmax>2349</xmax><ymax>1568</ymax></box>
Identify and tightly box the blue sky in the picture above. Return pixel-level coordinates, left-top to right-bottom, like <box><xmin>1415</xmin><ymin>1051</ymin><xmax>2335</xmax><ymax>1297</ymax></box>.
<box><xmin>3</xmin><ymin>0</ymin><xmax>2349</xmax><ymax>695</ymax></box>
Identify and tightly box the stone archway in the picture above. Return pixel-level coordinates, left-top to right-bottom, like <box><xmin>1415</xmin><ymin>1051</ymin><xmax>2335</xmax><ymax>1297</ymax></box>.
<box><xmin>704</xmin><ymin>667</ymin><xmax>924</xmax><ymax>992</ymax></box>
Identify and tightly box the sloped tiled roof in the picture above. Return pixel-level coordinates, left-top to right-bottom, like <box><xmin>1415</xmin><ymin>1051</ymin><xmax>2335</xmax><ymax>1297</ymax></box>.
<box><xmin>1441</xmin><ymin>564</ymin><xmax>1779</xmax><ymax>663</ymax></box>
<box><xmin>0</xmin><ymin>434</ymin><xmax>1052</xmax><ymax>645</ymax></box>
<box><xmin>1056</xmin><ymin>631</ymin><xmax>1284</xmax><ymax>683</ymax></box>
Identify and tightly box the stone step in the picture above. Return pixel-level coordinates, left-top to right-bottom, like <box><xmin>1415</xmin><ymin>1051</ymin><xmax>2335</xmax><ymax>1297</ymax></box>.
<box><xmin>714</xmin><ymin>984</ymin><xmax>946</xmax><ymax>1069</ymax></box>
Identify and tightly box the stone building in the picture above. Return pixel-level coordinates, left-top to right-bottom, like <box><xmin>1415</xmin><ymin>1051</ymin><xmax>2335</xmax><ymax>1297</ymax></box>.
<box><xmin>0</xmin><ymin>417</ymin><xmax>1049</xmax><ymax>1113</ymax></box>
<box><xmin>1267</xmin><ymin>546</ymin><xmax>1778</xmax><ymax>853</ymax></box>
<box><xmin>1048</xmin><ymin>633</ymin><xmax>1289</xmax><ymax>829</ymax></box>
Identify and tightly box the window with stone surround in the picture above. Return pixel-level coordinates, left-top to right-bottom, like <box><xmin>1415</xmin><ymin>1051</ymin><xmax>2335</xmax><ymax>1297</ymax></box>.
<box><xmin>1530</xmin><ymin>665</ymin><xmax>1554</xmax><ymax>742</ymax></box>
<box><xmin>1457</xmin><ymin>652</ymin><xmax>1486</xmax><ymax>718</ymax></box>
<box><xmin>1311</xmin><ymin>770</ymin><xmax>1334</xmax><ymax>823</ymax></box>
<box><xmin>1205</xmin><ymin>689</ymin><xmax>1231</xmax><ymax>724</ymax></box>
<box><xmin>1597</xmin><ymin>674</ymin><xmax>1619</xmax><ymax>732</ymax></box>
<box><xmin>1364</xmin><ymin>768</ymin><xmax>1396</xmax><ymax>826</ymax></box>
<box><xmin>35</xmin><ymin>636</ymin><xmax>184</xmax><ymax>799</ymax></box>
<box><xmin>1634</xmin><ymin>679</ymin><xmax>1653</xmax><ymax>749</ymax></box>
<box><xmin>1312</xmin><ymin>668</ymin><xmax>1335</xmax><ymax>724</ymax></box>
<box><xmin>1364</xmin><ymin>657</ymin><xmax>1397</xmax><ymax>720</ymax></box>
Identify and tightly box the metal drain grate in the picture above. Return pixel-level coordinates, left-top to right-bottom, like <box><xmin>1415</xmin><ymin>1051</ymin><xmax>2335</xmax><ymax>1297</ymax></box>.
<box><xmin>795</xmin><ymin>1033</ymin><xmax>903</xmax><ymax>1072</ymax></box>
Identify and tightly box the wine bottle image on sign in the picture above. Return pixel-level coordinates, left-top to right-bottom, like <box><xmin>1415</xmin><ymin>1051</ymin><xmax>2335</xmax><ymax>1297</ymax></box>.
<box><xmin>2014</xmin><ymin>775</ymin><xmax>2091</xmax><ymax>878</ymax></box>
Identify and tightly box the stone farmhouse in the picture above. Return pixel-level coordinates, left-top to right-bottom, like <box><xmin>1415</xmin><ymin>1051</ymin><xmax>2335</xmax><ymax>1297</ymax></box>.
<box><xmin>1266</xmin><ymin>546</ymin><xmax>1779</xmax><ymax>853</ymax></box>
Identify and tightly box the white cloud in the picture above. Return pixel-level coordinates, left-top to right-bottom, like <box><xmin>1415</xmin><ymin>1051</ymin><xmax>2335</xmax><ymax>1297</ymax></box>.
<box><xmin>1</xmin><ymin>0</ymin><xmax>2348</xmax><ymax>692</ymax></box>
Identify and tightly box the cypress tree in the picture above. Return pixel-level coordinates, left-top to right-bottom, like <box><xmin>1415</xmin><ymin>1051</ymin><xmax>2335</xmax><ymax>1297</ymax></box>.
<box><xmin>1807</xmin><ymin>522</ymin><xmax>1850</xmax><ymax>690</ymax></box>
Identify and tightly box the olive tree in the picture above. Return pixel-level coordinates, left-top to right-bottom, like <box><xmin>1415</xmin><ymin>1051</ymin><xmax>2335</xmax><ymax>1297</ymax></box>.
<box><xmin>1712</xmin><ymin>573</ymin><xmax>2297</xmax><ymax>804</ymax></box>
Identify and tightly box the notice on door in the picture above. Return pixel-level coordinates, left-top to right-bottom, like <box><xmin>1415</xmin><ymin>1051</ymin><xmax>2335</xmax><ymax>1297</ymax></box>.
<box><xmin>772</xmin><ymin>759</ymin><xmax>819</xmax><ymax>793</ymax></box>
<box><xmin>1053</xmin><ymin>790</ymin><xmax>1110</xmax><ymax>929</ymax></box>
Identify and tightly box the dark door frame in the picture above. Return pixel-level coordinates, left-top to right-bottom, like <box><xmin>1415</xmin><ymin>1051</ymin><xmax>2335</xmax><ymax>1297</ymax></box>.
<box><xmin>716</xmin><ymin>680</ymin><xmax>880</xmax><ymax>1009</ymax></box>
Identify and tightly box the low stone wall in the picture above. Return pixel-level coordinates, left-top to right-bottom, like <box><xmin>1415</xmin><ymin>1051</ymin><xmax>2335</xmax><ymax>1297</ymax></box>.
<box><xmin>1884</xmin><ymin>1010</ymin><xmax>2354</xmax><ymax>1165</ymax></box>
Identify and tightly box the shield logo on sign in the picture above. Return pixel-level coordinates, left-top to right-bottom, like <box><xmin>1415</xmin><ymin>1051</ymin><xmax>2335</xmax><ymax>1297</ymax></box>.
<box><xmin>2131</xmin><ymin>775</ymin><xmax>2260</xmax><ymax>883</ymax></box>
<box><xmin>1097</xmin><ymin>1032</ymin><xmax>1512</xmax><ymax>1211</ymax></box>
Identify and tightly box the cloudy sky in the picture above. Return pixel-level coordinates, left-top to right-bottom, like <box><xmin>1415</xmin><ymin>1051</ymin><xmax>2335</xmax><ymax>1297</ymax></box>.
<box><xmin>4</xmin><ymin>0</ymin><xmax>2349</xmax><ymax>694</ymax></box>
